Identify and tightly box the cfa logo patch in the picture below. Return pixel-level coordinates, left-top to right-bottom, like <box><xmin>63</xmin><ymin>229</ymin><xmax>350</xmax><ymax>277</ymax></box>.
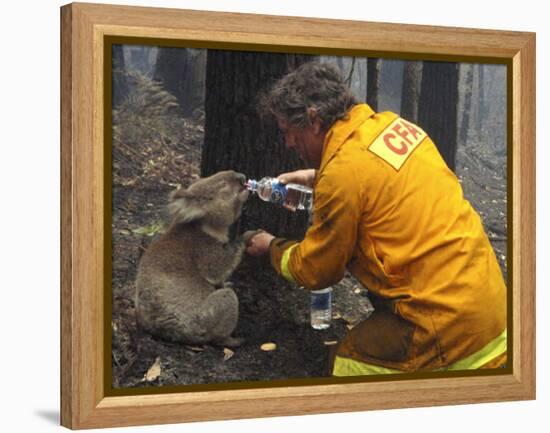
<box><xmin>368</xmin><ymin>117</ymin><xmax>427</xmax><ymax>170</ymax></box>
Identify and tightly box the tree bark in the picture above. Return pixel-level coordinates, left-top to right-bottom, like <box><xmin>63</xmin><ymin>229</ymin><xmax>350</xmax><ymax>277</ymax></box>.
<box><xmin>154</xmin><ymin>47</ymin><xmax>206</xmax><ymax>117</ymax></box>
<box><xmin>476</xmin><ymin>64</ymin><xmax>486</xmax><ymax>132</ymax></box>
<box><xmin>459</xmin><ymin>64</ymin><xmax>474</xmax><ymax>145</ymax></box>
<box><xmin>400</xmin><ymin>61</ymin><xmax>423</xmax><ymax>123</ymax></box>
<box><xmin>112</xmin><ymin>45</ymin><xmax>128</xmax><ymax>108</ymax></box>
<box><xmin>202</xmin><ymin>50</ymin><xmax>314</xmax><ymax>238</ymax></box>
<box><xmin>418</xmin><ymin>61</ymin><xmax>459</xmax><ymax>172</ymax></box>
<box><xmin>366</xmin><ymin>58</ymin><xmax>381</xmax><ymax>111</ymax></box>
<box><xmin>336</xmin><ymin>56</ymin><xmax>345</xmax><ymax>75</ymax></box>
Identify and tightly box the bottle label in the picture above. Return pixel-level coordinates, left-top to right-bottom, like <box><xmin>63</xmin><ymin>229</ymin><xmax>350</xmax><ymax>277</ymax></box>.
<box><xmin>270</xmin><ymin>182</ymin><xmax>287</xmax><ymax>205</ymax></box>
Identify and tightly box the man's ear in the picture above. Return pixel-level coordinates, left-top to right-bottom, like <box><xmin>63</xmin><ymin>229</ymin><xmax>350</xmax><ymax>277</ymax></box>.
<box><xmin>168</xmin><ymin>191</ymin><xmax>207</xmax><ymax>225</ymax></box>
<box><xmin>307</xmin><ymin>107</ymin><xmax>321</xmax><ymax>134</ymax></box>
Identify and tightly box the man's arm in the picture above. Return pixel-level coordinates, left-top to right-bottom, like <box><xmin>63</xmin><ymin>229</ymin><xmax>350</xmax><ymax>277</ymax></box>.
<box><xmin>248</xmin><ymin>162</ymin><xmax>363</xmax><ymax>290</ymax></box>
<box><xmin>277</xmin><ymin>169</ymin><xmax>316</xmax><ymax>188</ymax></box>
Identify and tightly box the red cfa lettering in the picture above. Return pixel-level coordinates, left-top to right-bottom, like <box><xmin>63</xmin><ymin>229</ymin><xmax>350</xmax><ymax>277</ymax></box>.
<box><xmin>401</xmin><ymin>119</ymin><xmax>422</xmax><ymax>140</ymax></box>
<box><xmin>384</xmin><ymin>132</ymin><xmax>408</xmax><ymax>155</ymax></box>
<box><xmin>368</xmin><ymin>117</ymin><xmax>427</xmax><ymax>171</ymax></box>
<box><xmin>392</xmin><ymin>122</ymin><xmax>413</xmax><ymax>145</ymax></box>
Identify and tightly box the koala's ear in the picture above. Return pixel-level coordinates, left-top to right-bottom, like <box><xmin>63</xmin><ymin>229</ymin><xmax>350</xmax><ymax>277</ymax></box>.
<box><xmin>168</xmin><ymin>191</ymin><xmax>206</xmax><ymax>225</ymax></box>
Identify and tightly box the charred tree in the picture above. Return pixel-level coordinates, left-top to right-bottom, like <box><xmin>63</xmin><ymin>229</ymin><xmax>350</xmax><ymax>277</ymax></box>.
<box><xmin>366</xmin><ymin>58</ymin><xmax>381</xmax><ymax>111</ymax></box>
<box><xmin>344</xmin><ymin>58</ymin><xmax>356</xmax><ymax>88</ymax></box>
<box><xmin>357</xmin><ymin>58</ymin><xmax>367</xmax><ymax>101</ymax></box>
<box><xmin>336</xmin><ymin>56</ymin><xmax>345</xmax><ymax>75</ymax></box>
<box><xmin>459</xmin><ymin>64</ymin><xmax>475</xmax><ymax>145</ymax></box>
<box><xmin>202</xmin><ymin>50</ymin><xmax>314</xmax><ymax>239</ymax></box>
<box><xmin>154</xmin><ymin>47</ymin><xmax>206</xmax><ymax>117</ymax></box>
<box><xmin>400</xmin><ymin>61</ymin><xmax>423</xmax><ymax>123</ymax></box>
<box><xmin>112</xmin><ymin>45</ymin><xmax>128</xmax><ymax>108</ymax></box>
<box><xmin>476</xmin><ymin>64</ymin><xmax>486</xmax><ymax>132</ymax></box>
<box><xmin>418</xmin><ymin>61</ymin><xmax>459</xmax><ymax>172</ymax></box>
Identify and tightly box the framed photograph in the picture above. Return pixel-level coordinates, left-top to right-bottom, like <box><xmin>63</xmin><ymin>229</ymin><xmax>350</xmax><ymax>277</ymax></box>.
<box><xmin>61</xmin><ymin>2</ymin><xmax>536</xmax><ymax>429</ymax></box>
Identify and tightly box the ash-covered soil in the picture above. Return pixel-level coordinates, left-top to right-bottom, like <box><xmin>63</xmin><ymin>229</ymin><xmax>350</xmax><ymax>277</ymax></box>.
<box><xmin>456</xmin><ymin>140</ymin><xmax>508</xmax><ymax>282</ymax></box>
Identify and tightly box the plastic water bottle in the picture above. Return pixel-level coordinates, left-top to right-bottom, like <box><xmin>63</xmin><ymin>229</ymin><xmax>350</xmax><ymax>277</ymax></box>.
<box><xmin>310</xmin><ymin>287</ymin><xmax>332</xmax><ymax>330</ymax></box>
<box><xmin>246</xmin><ymin>177</ymin><xmax>312</xmax><ymax>212</ymax></box>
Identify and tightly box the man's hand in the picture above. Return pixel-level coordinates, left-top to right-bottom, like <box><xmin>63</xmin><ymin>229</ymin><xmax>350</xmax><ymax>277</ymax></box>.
<box><xmin>245</xmin><ymin>231</ymin><xmax>275</xmax><ymax>257</ymax></box>
<box><xmin>242</xmin><ymin>229</ymin><xmax>263</xmax><ymax>244</ymax></box>
<box><xmin>277</xmin><ymin>169</ymin><xmax>316</xmax><ymax>188</ymax></box>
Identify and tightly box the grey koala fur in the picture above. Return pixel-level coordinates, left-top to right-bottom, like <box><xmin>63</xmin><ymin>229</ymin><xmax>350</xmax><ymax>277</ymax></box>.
<box><xmin>135</xmin><ymin>170</ymin><xmax>256</xmax><ymax>347</ymax></box>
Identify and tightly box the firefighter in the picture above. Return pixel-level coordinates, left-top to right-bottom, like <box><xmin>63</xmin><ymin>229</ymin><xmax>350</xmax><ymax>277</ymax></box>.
<box><xmin>246</xmin><ymin>62</ymin><xmax>507</xmax><ymax>375</ymax></box>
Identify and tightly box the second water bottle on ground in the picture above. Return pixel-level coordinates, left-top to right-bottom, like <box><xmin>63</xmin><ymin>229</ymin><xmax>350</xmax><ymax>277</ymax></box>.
<box><xmin>310</xmin><ymin>287</ymin><xmax>332</xmax><ymax>330</ymax></box>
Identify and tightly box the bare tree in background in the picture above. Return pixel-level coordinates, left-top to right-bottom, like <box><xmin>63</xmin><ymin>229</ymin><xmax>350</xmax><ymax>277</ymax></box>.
<box><xmin>336</xmin><ymin>56</ymin><xmax>345</xmax><ymax>75</ymax></box>
<box><xmin>127</xmin><ymin>46</ymin><xmax>153</xmax><ymax>76</ymax></box>
<box><xmin>476</xmin><ymin>64</ymin><xmax>486</xmax><ymax>132</ymax></box>
<box><xmin>400</xmin><ymin>61</ymin><xmax>423</xmax><ymax>123</ymax></box>
<box><xmin>201</xmin><ymin>51</ymin><xmax>314</xmax><ymax>238</ymax></box>
<box><xmin>366</xmin><ymin>58</ymin><xmax>381</xmax><ymax>110</ymax></box>
<box><xmin>112</xmin><ymin>45</ymin><xmax>128</xmax><ymax>108</ymax></box>
<box><xmin>459</xmin><ymin>64</ymin><xmax>475</xmax><ymax>145</ymax></box>
<box><xmin>154</xmin><ymin>47</ymin><xmax>206</xmax><ymax>117</ymax></box>
<box><xmin>418</xmin><ymin>61</ymin><xmax>459</xmax><ymax>171</ymax></box>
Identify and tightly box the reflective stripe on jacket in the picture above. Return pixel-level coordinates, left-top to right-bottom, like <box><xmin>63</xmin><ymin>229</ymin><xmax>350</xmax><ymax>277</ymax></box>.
<box><xmin>270</xmin><ymin>104</ymin><xmax>507</xmax><ymax>371</ymax></box>
<box><xmin>333</xmin><ymin>328</ymin><xmax>507</xmax><ymax>376</ymax></box>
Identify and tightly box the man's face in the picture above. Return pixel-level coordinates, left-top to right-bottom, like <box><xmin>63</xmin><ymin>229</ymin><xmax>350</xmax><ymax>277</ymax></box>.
<box><xmin>276</xmin><ymin>113</ymin><xmax>326</xmax><ymax>169</ymax></box>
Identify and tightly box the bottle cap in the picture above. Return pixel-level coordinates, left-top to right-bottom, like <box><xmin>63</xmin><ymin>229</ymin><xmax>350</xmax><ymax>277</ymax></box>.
<box><xmin>246</xmin><ymin>179</ymin><xmax>256</xmax><ymax>191</ymax></box>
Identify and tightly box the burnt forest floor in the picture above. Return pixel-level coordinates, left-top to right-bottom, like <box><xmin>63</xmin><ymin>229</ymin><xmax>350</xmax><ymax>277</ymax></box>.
<box><xmin>111</xmin><ymin>77</ymin><xmax>507</xmax><ymax>390</ymax></box>
<box><xmin>111</xmin><ymin>183</ymin><xmax>374</xmax><ymax>389</ymax></box>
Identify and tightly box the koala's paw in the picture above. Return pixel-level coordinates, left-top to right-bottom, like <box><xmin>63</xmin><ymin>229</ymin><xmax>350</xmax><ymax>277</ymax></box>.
<box><xmin>242</xmin><ymin>229</ymin><xmax>264</xmax><ymax>244</ymax></box>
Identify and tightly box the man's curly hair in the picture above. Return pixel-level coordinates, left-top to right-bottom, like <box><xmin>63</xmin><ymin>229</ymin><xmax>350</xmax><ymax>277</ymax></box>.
<box><xmin>258</xmin><ymin>62</ymin><xmax>358</xmax><ymax>130</ymax></box>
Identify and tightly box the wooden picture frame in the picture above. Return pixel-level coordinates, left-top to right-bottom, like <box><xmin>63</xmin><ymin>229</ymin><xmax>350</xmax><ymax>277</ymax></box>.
<box><xmin>61</xmin><ymin>2</ymin><xmax>536</xmax><ymax>429</ymax></box>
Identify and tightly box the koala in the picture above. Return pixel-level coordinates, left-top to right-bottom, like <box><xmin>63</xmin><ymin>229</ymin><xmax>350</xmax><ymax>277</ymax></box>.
<box><xmin>135</xmin><ymin>170</ymin><xmax>255</xmax><ymax>347</ymax></box>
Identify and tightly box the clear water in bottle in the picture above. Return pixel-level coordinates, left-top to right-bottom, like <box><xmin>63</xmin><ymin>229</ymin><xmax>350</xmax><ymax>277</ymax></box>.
<box><xmin>246</xmin><ymin>178</ymin><xmax>283</xmax><ymax>205</ymax></box>
<box><xmin>310</xmin><ymin>287</ymin><xmax>332</xmax><ymax>330</ymax></box>
<box><xmin>284</xmin><ymin>183</ymin><xmax>313</xmax><ymax>212</ymax></box>
<box><xmin>246</xmin><ymin>177</ymin><xmax>312</xmax><ymax>212</ymax></box>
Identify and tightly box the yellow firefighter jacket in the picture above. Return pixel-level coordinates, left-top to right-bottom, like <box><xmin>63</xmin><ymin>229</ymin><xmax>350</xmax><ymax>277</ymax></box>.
<box><xmin>270</xmin><ymin>104</ymin><xmax>507</xmax><ymax>373</ymax></box>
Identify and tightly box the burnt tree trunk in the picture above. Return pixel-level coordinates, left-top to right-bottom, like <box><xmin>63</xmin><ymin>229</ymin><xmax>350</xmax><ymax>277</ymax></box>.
<box><xmin>336</xmin><ymin>56</ymin><xmax>345</xmax><ymax>75</ymax></box>
<box><xmin>459</xmin><ymin>64</ymin><xmax>475</xmax><ymax>145</ymax></box>
<box><xmin>344</xmin><ymin>58</ymin><xmax>356</xmax><ymax>88</ymax></box>
<box><xmin>476</xmin><ymin>64</ymin><xmax>486</xmax><ymax>133</ymax></box>
<box><xmin>112</xmin><ymin>45</ymin><xmax>128</xmax><ymax>108</ymax></box>
<box><xmin>400</xmin><ymin>61</ymin><xmax>423</xmax><ymax>123</ymax></box>
<box><xmin>154</xmin><ymin>47</ymin><xmax>206</xmax><ymax>117</ymax></box>
<box><xmin>202</xmin><ymin>50</ymin><xmax>314</xmax><ymax>239</ymax></box>
<box><xmin>366</xmin><ymin>58</ymin><xmax>381</xmax><ymax>111</ymax></box>
<box><xmin>418</xmin><ymin>61</ymin><xmax>459</xmax><ymax>172</ymax></box>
